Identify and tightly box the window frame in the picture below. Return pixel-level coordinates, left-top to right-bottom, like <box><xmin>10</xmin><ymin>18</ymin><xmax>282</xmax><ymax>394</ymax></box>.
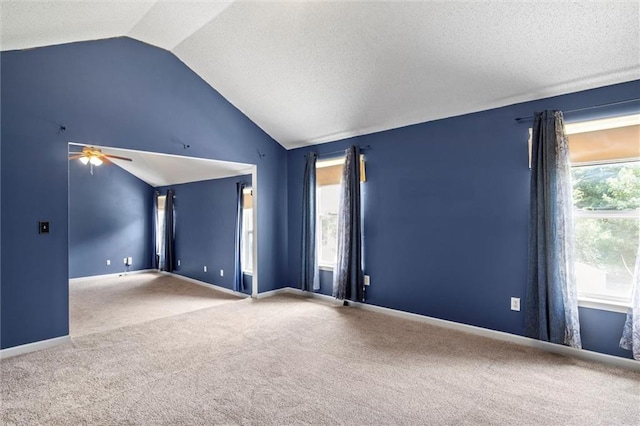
<box><xmin>241</xmin><ymin>188</ymin><xmax>254</xmax><ymax>275</ymax></box>
<box><xmin>570</xmin><ymin>160</ymin><xmax>639</xmax><ymax>311</ymax></box>
<box><xmin>567</xmin><ymin>115</ymin><xmax>639</xmax><ymax>311</ymax></box>
<box><xmin>315</xmin><ymin>154</ymin><xmax>367</xmax><ymax>270</ymax></box>
<box><xmin>156</xmin><ymin>195</ymin><xmax>167</xmax><ymax>258</ymax></box>
<box><xmin>316</xmin><ymin>157</ymin><xmax>346</xmax><ymax>270</ymax></box>
<box><xmin>317</xmin><ymin>183</ymin><xmax>341</xmax><ymax>270</ymax></box>
<box><xmin>528</xmin><ymin>115</ymin><xmax>640</xmax><ymax>312</ymax></box>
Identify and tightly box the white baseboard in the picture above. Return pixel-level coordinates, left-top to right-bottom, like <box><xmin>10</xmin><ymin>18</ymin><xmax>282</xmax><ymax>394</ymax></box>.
<box><xmin>7</xmin><ymin>285</ymin><xmax>635</xmax><ymax>370</ymax></box>
<box><xmin>347</xmin><ymin>299</ymin><xmax>639</xmax><ymax>371</ymax></box>
<box><xmin>0</xmin><ymin>335</ymin><xmax>70</xmax><ymax>359</ymax></box>
<box><xmin>263</xmin><ymin>287</ymin><xmax>640</xmax><ymax>371</ymax></box>
<box><xmin>254</xmin><ymin>287</ymin><xmax>291</xmax><ymax>299</ymax></box>
<box><xmin>284</xmin><ymin>287</ymin><xmax>337</xmax><ymax>303</ymax></box>
<box><xmin>69</xmin><ymin>269</ymin><xmax>156</xmax><ymax>283</ymax></box>
<box><xmin>161</xmin><ymin>272</ymin><xmax>249</xmax><ymax>299</ymax></box>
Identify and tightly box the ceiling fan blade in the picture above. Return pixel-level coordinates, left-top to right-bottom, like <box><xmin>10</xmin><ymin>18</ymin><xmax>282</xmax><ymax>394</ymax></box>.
<box><xmin>101</xmin><ymin>156</ymin><xmax>114</xmax><ymax>165</ymax></box>
<box><xmin>68</xmin><ymin>154</ymin><xmax>85</xmax><ymax>160</ymax></box>
<box><xmin>104</xmin><ymin>154</ymin><xmax>133</xmax><ymax>161</ymax></box>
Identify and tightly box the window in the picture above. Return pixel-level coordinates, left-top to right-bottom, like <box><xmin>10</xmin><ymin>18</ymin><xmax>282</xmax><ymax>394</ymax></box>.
<box><xmin>317</xmin><ymin>158</ymin><xmax>343</xmax><ymax>267</ymax></box>
<box><xmin>242</xmin><ymin>187</ymin><xmax>254</xmax><ymax>273</ymax></box>
<box><xmin>566</xmin><ymin>114</ymin><xmax>640</xmax><ymax>304</ymax></box>
<box><xmin>316</xmin><ymin>155</ymin><xmax>366</xmax><ymax>267</ymax></box>
<box><xmin>156</xmin><ymin>195</ymin><xmax>166</xmax><ymax>258</ymax></box>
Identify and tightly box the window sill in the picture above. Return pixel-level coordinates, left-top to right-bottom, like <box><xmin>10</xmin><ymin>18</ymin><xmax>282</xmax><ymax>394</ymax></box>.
<box><xmin>242</xmin><ymin>271</ymin><xmax>253</xmax><ymax>276</ymax></box>
<box><xmin>319</xmin><ymin>264</ymin><xmax>334</xmax><ymax>271</ymax></box>
<box><xmin>578</xmin><ymin>297</ymin><xmax>630</xmax><ymax>314</ymax></box>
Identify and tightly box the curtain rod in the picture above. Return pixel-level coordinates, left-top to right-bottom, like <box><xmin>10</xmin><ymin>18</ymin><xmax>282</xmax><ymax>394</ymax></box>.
<box><xmin>311</xmin><ymin>145</ymin><xmax>371</xmax><ymax>158</ymax></box>
<box><xmin>514</xmin><ymin>98</ymin><xmax>640</xmax><ymax>122</ymax></box>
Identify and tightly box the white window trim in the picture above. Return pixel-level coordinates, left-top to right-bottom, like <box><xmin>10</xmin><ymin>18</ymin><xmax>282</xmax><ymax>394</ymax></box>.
<box><xmin>319</xmin><ymin>263</ymin><xmax>334</xmax><ymax>271</ymax></box>
<box><xmin>316</xmin><ymin>182</ymin><xmax>341</xmax><ymax>270</ymax></box>
<box><xmin>574</xmin><ymin>209</ymin><xmax>639</xmax><ymax>219</ymax></box>
<box><xmin>571</xmin><ymin>162</ymin><xmax>638</xmax><ymax>313</ymax></box>
<box><xmin>241</xmin><ymin>205</ymin><xmax>253</xmax><ymax>274</ymax></box>
<box><xmin>577</xmin><ymin>297</ymin><xmax>630</xmax><ymax>314</ymax></box>
<box><xmin>564</xmin><ymin>114</ymin><xmax>640</xmax><ymax>135</ymax></box>
<box><xmin>573</xmin><ymin>157</ymin><xmax>640</xmax><ymax>167</ymax></box>
<box><xmin>317</xmin><ymin>157</ymin><xmax>345</xmax><ymax>168</ymax></box>
<box><xmin>574</xmin><ymin>207</ymin><xmax>636</xmax><ymax>311</ymax></box>
<box><xmin>574</xmin><ymin>208</ymin><xmax>637</xmax><ymax>310</ymax></box>
<box><xmin>241</xmin><ymin>231</ymin><xmax>253</xmax><ymax>274</ymax></box>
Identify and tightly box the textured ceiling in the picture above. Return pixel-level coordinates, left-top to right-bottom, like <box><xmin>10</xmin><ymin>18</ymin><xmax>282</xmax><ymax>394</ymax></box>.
<box><xmin>69</xmin><ymin>144</ymin><xmax>254</xmax><ymax>187</ymax></box>
<box><xmin>3</xmin><ymin>1</ymin><xmax>639</xmax><ymax>149</ymax></box>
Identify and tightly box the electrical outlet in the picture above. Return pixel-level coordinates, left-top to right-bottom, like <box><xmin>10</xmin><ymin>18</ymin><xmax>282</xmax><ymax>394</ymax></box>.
<box><xmin>123</xmin><ymin>257</ymin><xmax>128</xmax><ymax>265</ymax></box>
<box><xmin>177</xmin><ymin>260</ymin><xmax>181</xmax><ymax>266</ymax></box>
<box><xmin>127</xmin><ymin>256</ymin><xmax>133</xmax><ymax>265</ymax></box>
<box><xmin>220</xmin><ymin>269</ymin><xmax>224</xmax><ymax>277</ymax></box>
<box><xmin>511</xmin><ymin>297</ymin><xmax>521</xmax><ymax>311</ymax></box>
<box><xmin>364</xmin><ymin>275</ymin><xmax>370</xmax><ymax>286</ymax></box>
<box><xmin>204</xmin><ymin>266</ymin><xmax>207</xmax><ymax>272</ymax></box>
<box><xmin>106</xmin><ymin>259</ymin><xmax>110</xmax><ymax>266</ymax></box>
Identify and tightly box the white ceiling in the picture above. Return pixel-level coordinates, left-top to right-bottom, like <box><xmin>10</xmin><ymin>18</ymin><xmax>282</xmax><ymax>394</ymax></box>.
<box><xmin>69</xmin><ymin>143</ymin><xmax>254</xmax><ymax>187</ymax></box>
<box><xmin>3</xmin><ymin>2</ymin><xmax>640</xmax><ymax>150</ymax></box>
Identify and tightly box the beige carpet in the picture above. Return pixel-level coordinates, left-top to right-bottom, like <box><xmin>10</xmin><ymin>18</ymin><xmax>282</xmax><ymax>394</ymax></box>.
<box><xmin>2</xmin><ymin>293</ymin><xmax>639</xmax><ymax>425</ymax></box>
<box><xmin>70</xmin><ymin>272</ymin><xmax>241</xmax><ymax>336</ymax></box>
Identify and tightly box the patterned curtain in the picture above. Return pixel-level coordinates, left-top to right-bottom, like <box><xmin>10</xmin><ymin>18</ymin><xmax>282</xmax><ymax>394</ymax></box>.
<box><xmin>153</xmin><ymin>191</ymin><xmax>160</xmax><ymax>269</ymax></box>
<box><xmin>300</xmin><ymin>153</ymin><xmax>319</xmax><ymax>291</ymax></box>
<box><xmin>161</xmin><ymin>189</ymin><xmax>176</xmax><ymax>273</ymax></box>
<box><xmin>620</xmin><ymin>237</ymin><xmax>640</xmax><ymax>360</ymax></box>
<box><xmin>525</xmin><ymin>110</ymin><xmax>581</xmax><ymax>348</ymax></box>
<box><xmin>332</xmin><ymin>146</ymin><xmax>364</xmax><ymax>302</ymax></box>
<box><xmin>234</xmin><ymin>182</ymin><xmax>246</xmax><ymax>292</ymax></box>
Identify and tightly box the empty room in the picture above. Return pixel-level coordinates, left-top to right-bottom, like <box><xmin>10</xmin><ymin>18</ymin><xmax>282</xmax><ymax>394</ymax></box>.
<box><xmin>67</xmin><ymin>145</ymin><xmax>256</xmax><ymax>336</ymax></box>
<box><xmin>1</xmin><ymin>2</ymin><xmax>639</xmax><ymax>425</ymax></box>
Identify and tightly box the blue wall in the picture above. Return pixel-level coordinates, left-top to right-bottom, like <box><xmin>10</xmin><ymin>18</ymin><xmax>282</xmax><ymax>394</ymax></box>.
<box><xmin>287</xmin><ymin>80</ymin><xmax>640</xmax><ymax>359</ymax></box>
<box><xmin>69</xmin><ymin>158</ymin><xmax>154</xmax><ymax>278</ymax></box>
<box><xmin>1</xmin><ymin>33</ymin><xmax>637</xmax><ymax>360</ymax></box>
<box><xmin>158</xmin><ymin>175</ymin><xmax>252</xmax><ymax>295</ymax></box>
<box><xmin>0</xmin><ymin>37</ymin><xmax>288</xmax><ymax>349</ymax></box>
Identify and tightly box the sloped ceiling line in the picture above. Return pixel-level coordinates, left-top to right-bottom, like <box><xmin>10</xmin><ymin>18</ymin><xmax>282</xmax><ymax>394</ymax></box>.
<box><xmin>69</xmin><ymin>143</ymin><xmax>254</xmax><ymax>188</ymax></box>
<box><xmin>2</xmin><ymin>2</ymin><xmax>639</xmax><ymax>150</ymax></box>
<box><xmin>128</xmin><ymin>1</ymin><xmax>236</xmax><ymax>51</ymax></box>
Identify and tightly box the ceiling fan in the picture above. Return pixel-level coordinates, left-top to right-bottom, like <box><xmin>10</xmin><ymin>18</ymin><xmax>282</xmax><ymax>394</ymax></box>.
<box><xmin>68</xmin><ymin>146</ymin><xmax>132</xmax><ymax>175</ymax></box>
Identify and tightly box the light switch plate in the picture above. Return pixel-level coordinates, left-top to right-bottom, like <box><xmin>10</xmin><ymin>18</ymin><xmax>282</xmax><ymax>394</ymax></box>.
<box><xmin>511</xmin><ymin>297</ymin><xmax>521</xmax><ymax>311</ymax></box>
<box><xmin>38</xmin><ymin>221</ymin><xmax>50</xmax><ymax>234</ymax></box>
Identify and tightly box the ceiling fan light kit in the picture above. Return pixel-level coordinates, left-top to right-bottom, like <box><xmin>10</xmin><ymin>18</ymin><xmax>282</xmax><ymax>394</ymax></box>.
<box><xmin>69</xmin><ymin>146</ymin><xmax>132</xmax><ymax>175</ymax></box>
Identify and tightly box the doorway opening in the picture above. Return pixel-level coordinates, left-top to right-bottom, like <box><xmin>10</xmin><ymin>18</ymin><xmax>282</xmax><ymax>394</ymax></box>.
<box><xmin>68</xmin><ymin>142</ymin><xmax>258</xmax><ymax>336</ymax></box>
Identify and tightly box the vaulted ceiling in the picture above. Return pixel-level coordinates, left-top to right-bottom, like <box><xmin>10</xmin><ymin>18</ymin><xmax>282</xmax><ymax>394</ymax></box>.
<box><xmin>2</xmin><ymin>1</ymin><xmax>639</xmax><ymax>150</ymax></box>
<box><xmin>69</xmin><ymin>144</ymin><xmax>254</xmax><ymax>187</ymax></box>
